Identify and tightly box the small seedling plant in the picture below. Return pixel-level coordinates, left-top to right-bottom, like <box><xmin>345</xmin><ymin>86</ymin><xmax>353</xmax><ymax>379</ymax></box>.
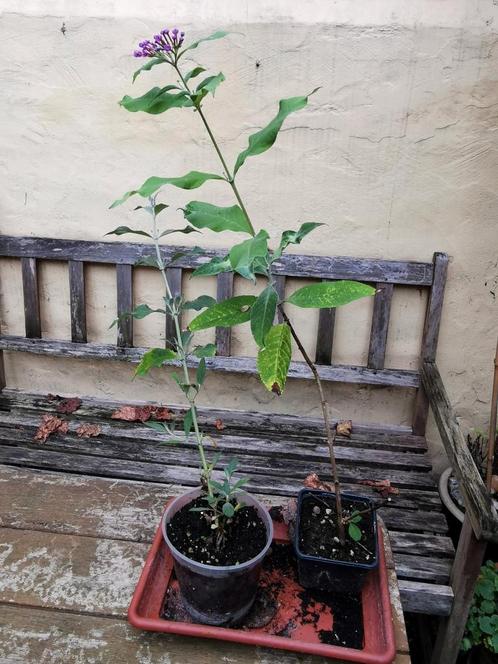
<box><xmin>462</xmin><ymin>561</ymin><xmax>498</xmax><ymax>655</ymax></box>
<box><xmin>112</xmin><ymin>27</ymin><xmax>376</xmax><ymax>548</ymax></box>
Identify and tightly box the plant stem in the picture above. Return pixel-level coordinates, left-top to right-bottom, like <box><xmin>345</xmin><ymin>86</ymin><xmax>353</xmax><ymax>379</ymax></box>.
<box><xmin>174</xmin><ymin>65</ymin><xmax>255</xmax><ymax>236</ymax></box>
<box><xmin>174</xmin><ymin>60</ymin><xmax>344</xmax><ymax>539</ymax></box>
<box><xmin>151</xmin><ymin>210</ymin><xmax>213</xmax><ymax>496</ymax></box>
<box><xmin>278</xmin><ymin>305</ymin><xmax>346</xmax><ymax>545</ymax></box>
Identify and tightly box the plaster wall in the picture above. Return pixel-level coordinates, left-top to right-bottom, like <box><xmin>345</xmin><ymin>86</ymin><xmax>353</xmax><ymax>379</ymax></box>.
<box><xmin>1</xmin><ymin>1</ymin><xmax>498</xmax><ymax>470</ymax></box>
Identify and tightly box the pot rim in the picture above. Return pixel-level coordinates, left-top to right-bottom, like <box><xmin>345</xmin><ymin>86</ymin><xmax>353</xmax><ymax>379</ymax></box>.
<box><xmin>161</xmin><ymin>486</ymin><xmax>273</xmax><ymax>572</ymax></box>
<box><xmin>438</xmin><ymin>467</ymin><xmax>465</xmax><ymax>523</ymax></box>
<box><xmin>294</xmin><ymin>488</ymin><xmax>379</xmax><ymax>570</ymax></box>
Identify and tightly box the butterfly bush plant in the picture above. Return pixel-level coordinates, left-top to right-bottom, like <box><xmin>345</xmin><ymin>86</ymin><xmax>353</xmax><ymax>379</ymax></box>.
<box><xmin>111</xmin><ymin>27</ymin><xmax>375</xmax><ymax>546</ymax></box>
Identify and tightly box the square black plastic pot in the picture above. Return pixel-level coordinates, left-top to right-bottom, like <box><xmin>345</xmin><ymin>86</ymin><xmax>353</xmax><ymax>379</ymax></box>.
<box><xmin>294</xmin><ymin>488</ymin><xmax>379</xmax><ymax>593</ymax></box>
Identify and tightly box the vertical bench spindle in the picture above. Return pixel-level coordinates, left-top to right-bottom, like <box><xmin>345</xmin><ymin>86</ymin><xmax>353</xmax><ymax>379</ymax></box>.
<box><xmin>165</xmin><ymin>267</ymin><xmax>182</xmax><ymax>349</ymax></box>
<box><xmin>367</xmin><ymin>282</ymin><xmax>394</xmax><ymax>370</ymax></box>
<box><xmin>274</xmin><ymin>275</ymin><xmax>286</xmax><ymax>323</ymax></box>
<box><xmin>69</xmin><ymin>260</ymin><xmax>87</xmax><ymax>343</ymax></box>
<box><xmin>21</xmin><ymin>257</ymin><xmax>41</xmax><ymax>338</ymax></box>
<box><xmin>215</xmin><ymin>271</ymin><xmax>234</xmax><ymax>356</ymax></box>
<box><xmin>116</xmin><ymin>264</ymin><xmax>133</xmax><ymax>348</ymax></box>
<box><xmin>315</xmin><ymin>280</ymin><xmax>335</xmax><ymax>365</ymax></box>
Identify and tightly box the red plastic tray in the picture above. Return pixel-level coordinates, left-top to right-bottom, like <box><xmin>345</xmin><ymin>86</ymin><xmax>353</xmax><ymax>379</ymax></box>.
<box><xmin>128</xmin><ymin>504</ymin><xmax>396</xmax><ymax>663</ymax></box>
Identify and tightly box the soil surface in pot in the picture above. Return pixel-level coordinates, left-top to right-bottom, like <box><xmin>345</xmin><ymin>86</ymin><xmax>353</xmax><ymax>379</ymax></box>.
<box><xmin>299</xmin><ymin>494</ymin><xmax>376</xmax><ymax>565</ymax></box>
<box><xmin>167</xmin><ymin>495</ymin><xmax>267</xmax><ymax>565</ymax></box>
<box><xmin>162</xmin><ymin>542</ymin><xmax>363</xmax><ymax>649</ymax></box>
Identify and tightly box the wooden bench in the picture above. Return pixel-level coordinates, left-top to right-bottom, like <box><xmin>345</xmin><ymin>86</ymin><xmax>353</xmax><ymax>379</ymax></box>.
<box><xmin>0</xmin><ymin>235</ymin><xmax>461</xmax><ymax>618</ymax></box>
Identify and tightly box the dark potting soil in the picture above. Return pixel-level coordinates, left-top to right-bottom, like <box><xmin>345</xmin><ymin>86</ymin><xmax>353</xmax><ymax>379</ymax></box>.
<box><xmin>166</xmin><ymin>495</ymin><xmax>267</xmax><ymax>566</ymax></box>
<box><xmin>161</xmin><ymin>542</ymin><xmax>364</xmax><ymax>649</ymax></box>
<box><xmin>299</xmin><ymin>493</ymin><xmax>376</xmax><ymax>565</ymax></box>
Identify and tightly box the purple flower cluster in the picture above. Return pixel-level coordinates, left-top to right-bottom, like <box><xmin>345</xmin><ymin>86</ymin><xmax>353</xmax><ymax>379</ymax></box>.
<box><xmin>133</xmin><ymin>28</ymin><xmax>185</xmax><ymax>58</ymax></box>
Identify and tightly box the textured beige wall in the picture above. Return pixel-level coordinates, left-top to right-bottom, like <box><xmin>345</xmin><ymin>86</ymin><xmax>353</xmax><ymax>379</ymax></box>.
<box><xmin>1</xmin><ymin>1</ymin><xmax>498</xmax><ymax>470</ymax></box>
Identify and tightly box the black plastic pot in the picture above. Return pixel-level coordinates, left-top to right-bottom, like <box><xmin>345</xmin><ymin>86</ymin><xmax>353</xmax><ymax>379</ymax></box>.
<box><xmin>162</xmin><ymin>488</ymin><xmax>273</xmax><ymax>626</ymax></box>
<box><xmin>294</xmin><ymin>488</ymin><xmax>379</xmax><ymax>593</ymax></box>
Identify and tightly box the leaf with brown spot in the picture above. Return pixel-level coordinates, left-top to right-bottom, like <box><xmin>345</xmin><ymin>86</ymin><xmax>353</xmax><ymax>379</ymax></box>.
<box><xmin>34</xmin><ymin>415</ymin><xmax>69</xmax><ymax>443</ymax></box>
<box><xmin>56</xmin><ymin>397</ymin><xmax>82</xmax><ymax>414</ymax></box>
<box><xmin>214</xmin><ymin>418</ymin><xmax>226</xmax><ymax>431</ymax></box>
<box><xmin>336</xmin><ymin>420</ymin><xmax>352</xmax><ymax>437</ymax></box>
<box><xmin>111</xmin><ymin>405</ymin><xmax>153</xmax><ymax>422</ymax></box>
<box><xmin>76</xmin><ymin>423</ymin><xmax>102</xmax><ymax>438</ymax></box>
<box><xmin>271</xmin><ymin>382</ymin><xmax>282</xmax><ymax>396</ymax></box>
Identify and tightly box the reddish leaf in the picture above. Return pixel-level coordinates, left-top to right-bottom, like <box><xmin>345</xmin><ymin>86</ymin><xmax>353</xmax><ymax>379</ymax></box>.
<box><xmin>359</xmin><ymin>479</ymin><xmax>400</xmax><ymax>498</ymax></box>
<box><xmin>153</xmin><ymin>407</ymin><xmax>172</xmax><ymax>421</ymax></box>
<box><xmin>214</xmin><ymin>418</ymin><xmax>226</xmax><ymax>431</ymax></box>
<box><xmin>56</xmin><ymin>397</ymin><xmax>82</xmax><ymax>414</ymax></box>
<box><xmin>336</xmin><ymin>420</ymin><xmax>352</xmax><ymax>437</ymax></box>
<box><xmin>111</xmin><ymin>405</ymin><xmax>154</xmax><ymax>422</ymax></box>
<box><xmin>76</xmin><ymin>423</ymin><xmax>102</xmax><ymax>438</ymax></box>
<box><xmin>34</xmin><ymin>415</ymin><xmax>69</xmax><ymax>443</ymax></box>
<box><xmin>303</xmin><ymin>473</ymin><xmax>333</xmax><ymax>492</ymax></box>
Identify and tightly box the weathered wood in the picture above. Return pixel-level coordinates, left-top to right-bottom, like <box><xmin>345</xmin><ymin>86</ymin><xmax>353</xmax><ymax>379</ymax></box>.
<box><xmin>393</xmin><ymin>553</ymin><xmax>452</xmax><ymax>583</ymax></box>
<box><xmin>430</xmin><ymin>516</ymin><xmax>487</xmax><ymax>664</ymax></box>
<box><xmin>1</xmin><ymin>605</ymin><xmax>310</xmax><ymax>664</ymax></box>
<box><xmin>368</xmin><ymin>283</ymin><xmax>393</xmax><ymax>370</ymax></box>
<box><xmin>398</xmin><ymin>580</ymin><xmax>453</xmax><ymax>616</ymax></box>
<box><xmin>116</xmin><ymin>264</ymin><xmax>133</xmax><ymax>347</ymax></box>
<box><xmin>0</xmin><ymin>527</ymin><xmax>147</xmax><ymax>616</ymax></box>
<box><xmin>21</xmin><ymin>257</ymin><xmax>41</xmax><ymax>338</ymax></box>
<box><xmin>0</xmin><ymin>387</ymin><xmax>421</xmax><ymax>442</ymax></box>
<box><xmin>274</xmin><ymin>274</ymin><xmax>286</xmax><ymax>323</ymax></box>
<box><xmin>0</xmin><ymin>235</ymin><xmax>435</xmax><ymax>285</ymax></box>
<box><xmin>68</xmin><ymin>260</ymin><xmax>87</xmax><ymax>343</ymax></box>
<box><xmin>215</xmin><ymin>271</ymin><xmax>234</xmax><ymax>355</ymax></box>
<box><xmin>422</xmin><ymin>361</ymin><xmax>498</xmax><ymax>542</ymax></box>
<box><xmin>165</xmin><ymin>267</ymin><xmax>182</xmax><ymax>349</ymax></box>
<box><xmin>412</xmin><ymin>252</ymin><xmax>448</xmax><ymax>435</ymax></box>
<box><xmin>388</xmin><ymin>531</ymin><xmax>454</xmax><ymax>558</ymax></box>
<box><xmin>0</xmin><ymin>335</ymin><xmax>421</xmax><ymax>388</ymax></box>
<box><xmin>315</xmin><ymin>286</ymin><xmax>335</xmax><ymax>365</ymax></box>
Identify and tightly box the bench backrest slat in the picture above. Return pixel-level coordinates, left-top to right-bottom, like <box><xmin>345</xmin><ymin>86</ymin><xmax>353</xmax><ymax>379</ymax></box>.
<box><xmin>69</xmin><ymin>260</ymin><xmax>87</xmax><ymax>343</ymax></box>
<box><xmin>116</xmin><ymin>264</ymin><xmax>133</xmax><ymax>348</ymax></box>
<box><xmin>21</xmin><ymin>257</ymin><xmax>41</xmax><ymax>339</ymax></box>
<box><xmin>165</xmin><ymin>267</ymin><xmax>182</xmax><ymax>350</ymax></box>
<box><xmin>216</xmin><ymin>271</ymin><xmax>234</xmax><ymax>356</ymax></box>
<box><xmin>367</xmin><ymin>282</ymin><xmax>394</xmax><ymax>370</ymax></box>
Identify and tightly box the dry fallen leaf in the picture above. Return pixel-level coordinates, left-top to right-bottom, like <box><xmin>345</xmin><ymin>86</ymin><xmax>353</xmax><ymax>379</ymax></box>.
<box><xmin>56</xmin><ymin>397</ymin><xmax>82</xmax><ymax>414</ymax></box>
<box><xmin>111</xmin><ymin>405</ymin><xmax>153</xmax><ymax>422</ymax></box>
<box><xmin>336</xmin><ymin>420</ymin><xmax>353</xmax><ymax>437</ymax></box>
<box><xmin>76</xmin><ymin>423</ymin><xmax>102</xmax><ymax>439</ymax></box>
<box><xmin>359</xmin><ymin>479</ymin><xmax>400</xmax><ymax>498</ymax></box>
<box><xmin>154</xmin><ymin>407</ymin><xmax>172</xmax><ymax>421</ymax></box>
<box><xmin>34</xmin><ymin>415</ymin><xmax>69</xmax><ymax>443</ymax></box>
<box><xmin>214</xmin><ymin>418</ymin><xmax>226</xmax><ymax>431</ymax></box>
<box><xmin>303</xmin><ymin>473</ymin><xmax>333</xmax><ymax>492</ymax></box>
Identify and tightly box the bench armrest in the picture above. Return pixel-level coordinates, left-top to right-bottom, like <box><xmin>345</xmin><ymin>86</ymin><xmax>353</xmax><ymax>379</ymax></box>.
<box><xmin>422</xmin><ymin>361</ymin><xmax>498</xmax><ymax>542</ymax></box>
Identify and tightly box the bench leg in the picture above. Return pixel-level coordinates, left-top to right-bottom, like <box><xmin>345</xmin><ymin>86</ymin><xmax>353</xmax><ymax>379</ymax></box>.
<box><xmin>430</xmin><ymin>515</ymin><xmax>487</xmax><ymax>664</ymax></box>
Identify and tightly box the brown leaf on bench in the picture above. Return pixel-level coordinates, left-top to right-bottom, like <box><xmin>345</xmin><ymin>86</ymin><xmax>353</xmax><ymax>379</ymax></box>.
<box><xmin>56</xmin><ymin>397</ymin><xmax>82</xmax><ymax>414</ymax></box>
<box><xmin>154</xmin><ymin>407</ymin><xmax>172</xmax><ymax>421</ymax></box>
<box><xmin>111</xmin><ymin>405</ymin><xmax>154</xmax><ymax>422</ymax></box>
<box><xmin>336</xmin><ymin>420</ymin><xmax>352</xmax><ymax>437</ymax></box>
<box><xmin>359</xmin><ymin>479</ymin><xmax>400</xmax><ymax>498</ymax></box>
<box><xmin>214</xmin><ymin>418</ymin><xmax>226</xmax><ymax>431</ymax></box>
<box><xmin>76</xmin><ymin>423</ymin><xmax>102</xmax><ymax>438</ymax></box>
<box><xmin>34</xmin><ymin>414</ymin><xmax>69</xmax><ymax>443</ymax></box>
<box><xmin>303</xmin><ymin>472</ymin><xmax>333</xmax><ymax>492</ymax></box>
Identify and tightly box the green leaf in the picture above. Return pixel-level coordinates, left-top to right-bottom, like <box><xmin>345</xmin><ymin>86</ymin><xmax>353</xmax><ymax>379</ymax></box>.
<box><xmin>287</xmin><ymin>280</ymin><xmax>375</xmax><ymax>309</ymax></box>
<box><xmin>250</xmin><ymin>285</ymin><xmax>278</xmax><ymax>347</ymax></box>
<box><xmin>196</xmin><ymin>358</ymin><xmax>207</xmax><ymax>386</ymax></box>
<box><xmin>232</xmin><ymin>477</ymin><xmax>249</xmax><ymax>491</ymax></box>
<box><xmin>222</xmin><ymin>502</ymin><xmax>235</xmax><ymax>518</ymax></box>
<box><xmin>257</xmin><ymin>323</ymin><xmax>291</xmax><ymax>395</ymax></box>
<box><xmin>135</xmin><ymin>255</ymin><xmax>160</xmax><ymax>268</ymax></box>
<box><xmin>105</xmin><ymin>226</ymin><xmax>151</xmax><ymax>238</ymax></box>
<box><xmin>132</xmin><ymin>57</ymin><xmax>168</xmax><ymax>83</ymax></box>
<box><xmin>195</xmin><ymin>72</ymin><xmax>225</xmax><ymax>97</ymax></box>
<box><xmin>184</xmin><ymin>408</ymin><xmax>193</xmax><ymax>437</ymax></box>
<box><xmin>229</xmin><ymin>230</ymin><xmax>269</xmax><ymax>280</ymax></box>
<box><xmin>110</xmin><ymin>172</ymin><xmax>224</xmax><ymax>208</ymax></box>
<box><xmin>184</xmin><ymin>201</ymin><xmax>254</xmax><ymax>235</ymax></box>
<box><xmin>192</xmin><ymin>255</ymin><xmax>231</xmax><ymax>277</ymax></box>
<box><xmin>110</xmin><ymin>303</ymin><xmax>165</xmax><ymax>328</ymax></box>
<box><xmin>274</xmin><ymin>222</ymin><xmax>325</xmax><ymax>258</ymax></box>
<box><xmin>189</xmin><ymin>295</ymin><xmax>256</xmax><ymax>331</ymax></box>
<box><xmin>184</xmin><ymin>66</ymin><xmax>206</xmax><ymax>82</ymax></box>
<box><xmin>193</xmin><ymin>343</ymin><xmax>217</xmax><ymax>358</ymax></box>
<box><xmin>154</xmin><ymin>203</ymin><xmax>169</xmax><ymax>215</ymax></box>
<box><xmin>234</xmin><ymin>88</ymin><xmax>320</xmax><ymax>174</ymax></box>
<box><xmin>159</xmin><ymin>226</ymin><xmax>199</xmax><ymax>238</ymax></box>
<box><xmin>120</xmin><ymin>87</ymin><xmax>192</xmax><ymax>114</ymax></box>
<box><xmin>348</xmin><ymin>523</ymin><xmax>362</xmax><ymax>542</ymax></box>
<box><xmin>479</xmin><ymin>616</ymin><xmax>495</xmax><ymax>635</ymax></box>
<box><xmin>225</xmin><ymin>458</ymin><xmax>238</xmax><ymax>477</ymax></box>
<box><xmin>135</xmin><ymin>347</ymin><xmax>177</xmax><ymax>377</ymax></box>
<box><xmin>144</xmin><ymin>421</ymin><xmax>169</xmax><ymax>433</ymax></box>
<box><xmin>182</xmin><ymin>295</ymin><xmax>217</xmax><ymax>311</ymax></box>
<box><xmin>181</xmin><ymin>30</ymin><xmax>230</xmax><ymax>55</ymax></box>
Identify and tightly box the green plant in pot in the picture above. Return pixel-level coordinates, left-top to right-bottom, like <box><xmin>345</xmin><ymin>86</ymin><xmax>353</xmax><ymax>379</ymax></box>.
<box><xmin>112</xmin><ymin>26</ymin><xmax>377</xmax><ymax>617</ymax></box>
<box><xmin>461</xmin><ymin>561</ymin><xmax>498</xmax><ymax>663</ymax></box>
